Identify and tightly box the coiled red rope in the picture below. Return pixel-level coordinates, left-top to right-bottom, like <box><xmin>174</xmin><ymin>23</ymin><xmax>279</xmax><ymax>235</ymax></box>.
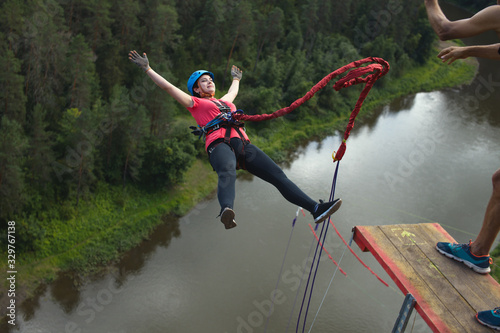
<box><xmin>233</xmin><ymin>57</ymin><xmax>390</xmax><ymax>161</ymax></box>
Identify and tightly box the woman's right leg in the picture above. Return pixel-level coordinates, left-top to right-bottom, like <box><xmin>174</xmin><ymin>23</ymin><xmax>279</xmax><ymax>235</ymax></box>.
<box><xmin>209</xmin><ymin>143</ymin><xmax>237</xmax><ymax>213</ymax></box>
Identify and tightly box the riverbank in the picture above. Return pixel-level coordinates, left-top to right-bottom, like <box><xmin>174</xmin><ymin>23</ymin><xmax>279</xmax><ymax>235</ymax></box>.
<box><xmin>0</xmin><ymin>47</ymin><xmax>479</xmax><ymax>321</ymax></box>
<box><xmin>0</xmin><ymin>158</ymin><xmax>218</xmax><ymax>321</ymax></box>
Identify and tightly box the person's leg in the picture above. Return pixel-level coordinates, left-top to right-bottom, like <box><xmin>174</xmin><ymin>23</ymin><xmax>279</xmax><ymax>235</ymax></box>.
<box><xmin>236</xmin><ymin>141</ymin><xmax>318</xmax><ymax>213</ymax></box>
<box><xmin>209</xmin><ymin>143</ymin><xmax>237</xmax><ymax>213</ymax></box>
<box><xmin>475</xmin><ymin>169</ymin><xmax>500</xmax><ymax>329</ymax></box>
<box><xmin>424</xmin><ymin>0</ymin><xmax>500</xmax><ymax>40</ymax></box>
<box><xmin>436</xmin><ymin>168</ymin><xmax>500</xmax><ymax>273</ymax></box>
<box><xmin>471</xmin><ymin>168</ymin><xmax>500</xmax><ymax>255</ymax></box>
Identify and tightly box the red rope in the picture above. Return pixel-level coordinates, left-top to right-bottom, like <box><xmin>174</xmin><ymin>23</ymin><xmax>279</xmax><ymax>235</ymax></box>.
<box><xmin>233</xmin><ymin>57</ymin><xmax>390</xmax><ymax>161</ymax></box>
<box><xmin>308</xmin><ymin>224</ymin><xmax>347</xmax><ymax>276</ymax></box>
<box><xmin>329</xmin><ymin>220</ymin><xmax>389</xmax><ymax>287</ymax></box>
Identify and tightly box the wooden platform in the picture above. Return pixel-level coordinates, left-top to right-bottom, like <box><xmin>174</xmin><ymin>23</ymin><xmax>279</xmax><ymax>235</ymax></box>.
<box><xmin>353</xmin><ymin>223</ymin><xmax>500</xmax><ymax>333</ymax></box>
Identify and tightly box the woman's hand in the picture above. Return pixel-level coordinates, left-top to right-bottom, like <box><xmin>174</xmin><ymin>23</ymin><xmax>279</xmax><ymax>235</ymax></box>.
<box><xmin>128</xmin><ymin>50</ymin><xmax>150</xmax><ymax>72</ymax></box>
<box><xmin>231</xmin><ymin>65</ymin><xmax>243</xmax><ymax>81</ymax></box>
<box><xmin>128</xmin><ymin>50</ymin><xmax>193</xmax><ymax>108</ymax></box>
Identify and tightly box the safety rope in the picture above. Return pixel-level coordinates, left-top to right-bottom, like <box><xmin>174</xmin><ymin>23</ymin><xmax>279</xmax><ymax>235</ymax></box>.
<box><xmin>284</xmin><ymin>231</ymin><xmax>318</xmax><ymax>333</ymax></box>
<box><xmin>295</xmin><ymin>59</ymin><xmax>388</xmax><ymax>331</ymax></box>
<box><xmin>296</xmin><ymin>161</ymin><xmax>340</xmax><ymax>332</ymax></box>
<box><xmin>263</xmin><ymin>207</ymin><xmax>305</xmax><ymax>333</ymax></box>
<box><xmin>296</xmin><ymin>220</ymin><xmax>329</xmax><ymax>333</ymax></box>
<box><xmin>233</xmin><ymin>57</ymin><xmax>389</xmax><ymax>162</ymax></box>
<box><xmin>307</xmin><ymin>231</ymin><xmax>351</xmax><ymax>332</ymax></box>
<box><xmin>258</xmin><ymin>58</ymin><xmax>389</xmax><ymax>331</ymax></box>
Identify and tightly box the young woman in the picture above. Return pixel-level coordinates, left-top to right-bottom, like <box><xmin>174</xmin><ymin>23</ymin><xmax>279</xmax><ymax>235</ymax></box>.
<box><xmin>128</xmin><ymin>50</ymin><xmax>341</xmax><ymax>229</ymax></box>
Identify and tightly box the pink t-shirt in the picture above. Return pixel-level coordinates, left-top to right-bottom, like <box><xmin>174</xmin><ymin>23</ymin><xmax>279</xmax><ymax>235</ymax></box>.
<box><xmin>187</xmin><ymin>97</ymin><xmax>250</xmax><ymax>150</ymax></box>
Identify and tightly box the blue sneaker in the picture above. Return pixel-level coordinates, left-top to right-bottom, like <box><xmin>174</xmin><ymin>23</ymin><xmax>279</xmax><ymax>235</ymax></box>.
<box><xmin>476</xmin><ymin>308</ymin><xmax>500</xmax><ymax>330</ymax></box>
<box><xmin>435</xmin><ymin>240</ymin><xmax>492</xmax><ymax>274</ymax></box>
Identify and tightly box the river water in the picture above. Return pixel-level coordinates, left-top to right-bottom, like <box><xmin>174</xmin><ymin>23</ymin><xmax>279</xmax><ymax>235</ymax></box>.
<box><xmin>8</xmin><ymin>5</ymin><xmax>500</xmax><ymax>333</ymax></box>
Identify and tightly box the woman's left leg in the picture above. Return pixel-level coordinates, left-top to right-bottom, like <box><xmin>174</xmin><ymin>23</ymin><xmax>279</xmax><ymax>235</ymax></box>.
<box><xmin>233</xmin><ymin>139</ymin><xmax>317</xmax><ymax>213</ymax></box>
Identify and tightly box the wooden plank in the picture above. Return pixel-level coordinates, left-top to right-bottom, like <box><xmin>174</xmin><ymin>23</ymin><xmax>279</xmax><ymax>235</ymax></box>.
<box><xmin>353</xmin><ymin>223</ymin><xmax>498</xmax><ymax>333</ymax></box>
<box><xmin>378</xmin><ymin>224</ymin><xmax>485</xmax><ymax>332</ymax></box>
<box><xmin>354</xmin><ymin>224</ymin><xmax>460</xmax><ymax>332</ymax></box>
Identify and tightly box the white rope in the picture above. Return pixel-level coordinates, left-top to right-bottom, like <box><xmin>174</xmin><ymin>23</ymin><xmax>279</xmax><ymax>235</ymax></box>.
<box><xmin>307</xmin><ymin>236</ymin><xmax>349</xmax><ymax>332</ymax></box>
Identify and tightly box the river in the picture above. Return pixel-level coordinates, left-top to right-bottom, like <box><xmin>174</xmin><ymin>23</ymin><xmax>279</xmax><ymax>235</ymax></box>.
<box><xmin>8</xmin><ymin>4</ymin><xmax>500</xmax><ymax>333</ymax></box>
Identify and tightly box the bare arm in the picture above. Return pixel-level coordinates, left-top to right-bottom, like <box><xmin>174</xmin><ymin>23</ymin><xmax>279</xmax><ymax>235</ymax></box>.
<box><xmin>129</xmin><ymin>50</ymin><xmax>193</xmax><ymax>108</ymax></box>
<box><xmin>220</xmin><ymin>65</ymin><xmax>243</xmax><ymax>103</ymax></box>
<box><xmin>220</xmin><ymin>79</ymin><xmax>240</xmax><ymax>103</ymax></box>
<box><xmin>146</xmin><ymin>68</ymin><xmax>193</xmax><ymax>108</ymax></box>
<box><xmin>425</xmin><ymin>1</ymin><xmax>500</xmax><ymax>40</ymax></box>
<box><xmin>438</xmin><ymin>43</ymin><xmax>500</xmax><ymax>64</ymax></box>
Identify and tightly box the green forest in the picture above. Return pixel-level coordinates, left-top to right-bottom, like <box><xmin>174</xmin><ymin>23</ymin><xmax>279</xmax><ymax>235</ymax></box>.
<box><xmin>0</xmin><ymin>0</ymin><xmax>486</xmax><ymax>290</ymax></box>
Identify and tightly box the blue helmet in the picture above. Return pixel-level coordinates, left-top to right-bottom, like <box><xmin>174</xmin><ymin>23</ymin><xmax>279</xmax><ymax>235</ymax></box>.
<box><xmin>187</xmin><ymin>70</ymin><xmax>214</xmax><ymax>95</ymax></box>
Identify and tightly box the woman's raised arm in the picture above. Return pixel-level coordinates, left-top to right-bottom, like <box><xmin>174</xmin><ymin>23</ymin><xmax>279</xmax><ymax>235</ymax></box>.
<box><xmin>220</xmin><ymin>65</ymin><xmax>243</xmax><ymax>103</ymax></box>
<box><xmin>129</xmin><ymin>50</ymin><xmax>193</xmax><ymax>108</ymax></box>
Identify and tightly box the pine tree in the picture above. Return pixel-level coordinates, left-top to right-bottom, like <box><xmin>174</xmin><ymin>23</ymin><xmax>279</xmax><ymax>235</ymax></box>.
<box><xmin>300</xmin><ymin>0</ymin><xmax>320</xmax><ymax>59</ymax></box>
<box><xmin>253</xmin><ymin>7</ymin><xmax>284</xmax><ymax>71</ymax></box>
<box><xmin>0</xmin><ymin>35</ymin><xmax>27</xmax><ymax>126</ymax></box>
<box><xmin>26</xmin><ymin>104</ymin><xmax>55</xmax><ymax>190</ymax></box>
<box><xmin>122</xmin><ymin>104</ymin><xmax>149</xmax><ymax>187</ymax></box>
<box><xmin>190</xmin><ymin>0</ymin><xmax>227</xmax><ymax>68</ymax></box>
<box><xmin>55</xmin><ymin>107</ymin><xmax>98</xmax><ymax>206</ymax></box>
<box><xmin>22</xmin><ymin>0</ymin><xmax>69</xmax><ymax>122</ymax></box>
<box><xmin>0</xmin><ymin>0</ymin><xmax>26</xmax><ymax>55</ymax></box>
<box><xmin>65</xmin><ymin>34</ymin><xmax>100</xmax><ymax>110</ymax></box>
<box><xmin>220</xmin><ymin>0</ymin><xmax>255</xmax><ymax>90</ymax></box>
<box><xmin>110</xmin><ymin>0</ymin><xmax>141</xmax><ymax>50</ymax></box>
<box><xmin>99</xmin><ymin>85</ymin><xmax>134</xmax><ymax>183</ymax></box>
<box><xmin>0</xmin><ymin>118</ymin><xmax>28</xmax><ymax>220</ymax></box>
<box><xmin>73</xmin><ymin>0</ymin><xmax>116</xmax><ymax>98</ymax></box>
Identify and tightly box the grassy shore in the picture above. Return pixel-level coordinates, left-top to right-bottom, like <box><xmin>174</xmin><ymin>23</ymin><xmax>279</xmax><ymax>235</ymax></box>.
<box><xmin>0</xmin><ymin>47</ymin><xmax>481</xmax><ymax>319</ymax></box>
<box><xmin>0</xmin><ymin>158</ymin><xmax>218</xmax><ymax>319</ymax></box>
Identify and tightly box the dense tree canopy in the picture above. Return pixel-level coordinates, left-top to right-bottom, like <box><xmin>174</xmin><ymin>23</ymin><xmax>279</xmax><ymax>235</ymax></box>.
<box><xmin>0</xmin><ymin>0</ymin><xmax>449</xmax><ymax>234</ymax></box>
